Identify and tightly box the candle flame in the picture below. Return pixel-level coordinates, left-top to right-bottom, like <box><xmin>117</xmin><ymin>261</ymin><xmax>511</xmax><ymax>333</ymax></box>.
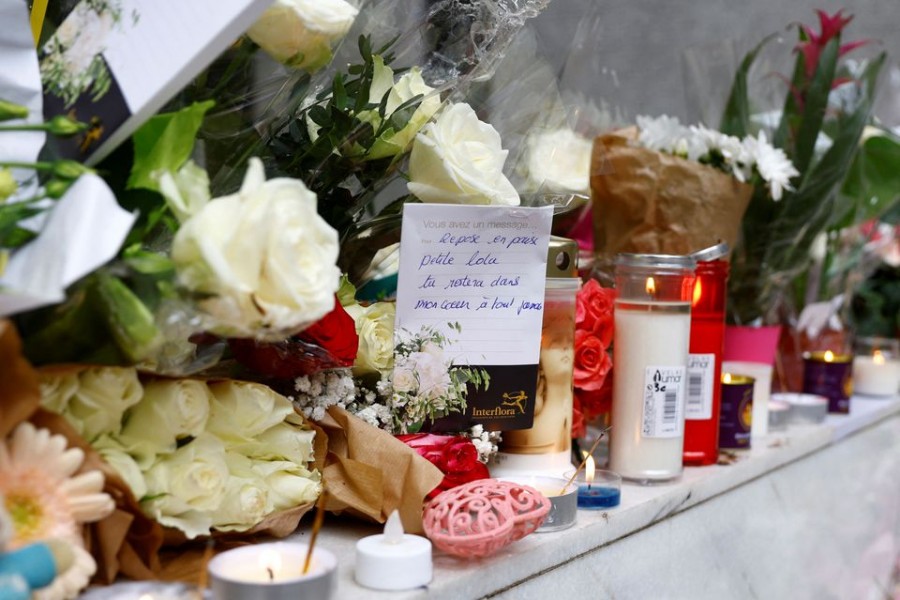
<box><xmin>645</xmin><ymin>277</ymin><xmax>656</xmax><ymax>296</ymax></box>
<box><xmin>585</xmin><ymin>455</ymin><xmax>595</xmax><ymax>485</ymax></box>
<box><xmin>384</xmin><ymin>510</ymin><xmax>405</xmax><ymax>544</ymax></box>
<box><xmin>259</xmin><ymin>548</ymin><xmax>281</xmax><ymax>582</ymax></box>
<box><xmin>824</xmin><ymin>350</ymin><xmax>835</xmax><ymax>363</ymax></box>
<box><xmin>873</xmin><ymin>350</ymin><xmax>885</xmax><ymax>365</ymax></box>
<box><xmin>723</xmin><ymin>373</ymin><xmax>732</xmax><ymax>384</ymax></box>
<box><xmin>692</xmin><ymin>277</ymin><xmax>702</xmax><ymax>306</ymax></box>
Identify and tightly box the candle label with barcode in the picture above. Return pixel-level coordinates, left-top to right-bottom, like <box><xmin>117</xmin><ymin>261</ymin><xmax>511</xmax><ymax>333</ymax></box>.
<box><xmin>641</xmin><ymin>366</ymin><xmax>686</xmax><ymax>438</ymax></box>
<box><xmin>685</xmin><ymin>353</ymin><xmax>715</xmax><ymax>420</ymax></box>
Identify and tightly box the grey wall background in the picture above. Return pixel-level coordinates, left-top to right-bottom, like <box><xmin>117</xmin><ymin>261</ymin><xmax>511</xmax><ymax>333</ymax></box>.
<box><xmin>529</xmin><ymin>0</ymin><xmax>900</xmax><ymax>130</ymax></box>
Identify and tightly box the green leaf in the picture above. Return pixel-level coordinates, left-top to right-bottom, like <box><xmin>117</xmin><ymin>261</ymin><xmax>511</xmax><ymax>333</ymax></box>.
<box><xmin>0</xmin><ymin>202</ymin><xmax>44</xmax><ymax>248</ymax></box>
<box><xmin>720</xmin><ymin>33</ymin><xmax>777</xmax><ymax>138</ymax></box>
<box><xmin>127</xmin><ymin>100</ymin><xmax>214</xmax><ymax>191</ymax></box>
<box><xmin>792</xmin><ymin>37</ymin><xmax>840</xmax><ymax>176</ymax></box>
<box><xmin>837</xmin><ymin>134</ymin><xmax>900</xmax><ymax>229</ymax></box>
<box><xmin>122</xmin><ymin>246</ymin><xmax>175</xmax><ymax>275</ymax></box>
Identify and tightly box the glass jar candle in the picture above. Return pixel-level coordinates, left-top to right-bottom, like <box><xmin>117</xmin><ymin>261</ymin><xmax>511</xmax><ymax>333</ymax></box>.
<box><xmin>609</xmin><ymin>253</ymin><xmax>695</xmax><ymax>483</ymax></box>
<box><xmin>496</xmin><ymin>237</ymin><xmax>579</xmax><ymax>475</ymax></box>
<box><xmin>683</xmin><ymin>259</ymin><xmax>729</xmax><ymax>465</ymax></box>
<box><xmin>852</xmin><ymin>337</ymin><xmax>900</xmax><ymax>397</ymax></box>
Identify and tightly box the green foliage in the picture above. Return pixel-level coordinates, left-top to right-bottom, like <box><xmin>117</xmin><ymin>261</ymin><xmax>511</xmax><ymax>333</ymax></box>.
<box><xmin>721</xmin><ymin>15</ymin><xmax>887</xmax><ymax>324</ymax></box>
<box><xmin>127</xmin><ymin>101</ymin><xmax>214</xmax><ymax>191</ymax></box>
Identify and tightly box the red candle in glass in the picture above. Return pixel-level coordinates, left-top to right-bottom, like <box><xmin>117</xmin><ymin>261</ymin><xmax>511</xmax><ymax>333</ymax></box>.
<box><xmin>683</xmin><ymin>260</ymin><xmax>728</xmax><ymax>465</ymax></box>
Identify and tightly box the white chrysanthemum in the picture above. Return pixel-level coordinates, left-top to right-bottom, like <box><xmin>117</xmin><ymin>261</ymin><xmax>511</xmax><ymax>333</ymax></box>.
<box><xmin>0</xmin><ymin>423</ymin><xmax>115</xmax><ymax>600</ymax></box>
<box><xmin>636</xmin><ymin>115</ymin><xmax>688</xmax><ymax>153</ymax></box>
<box><xmin>743</xmin><ymin>131</ymin><xmax>799</xmax><ymax>201</ymax></box>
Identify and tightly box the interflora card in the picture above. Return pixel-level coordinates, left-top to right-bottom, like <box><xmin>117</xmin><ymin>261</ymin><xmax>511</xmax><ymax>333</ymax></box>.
<box><xmin>394</xmin><ymin>204</ymin><xmax>553</xmax><ymax>430</ymax></box>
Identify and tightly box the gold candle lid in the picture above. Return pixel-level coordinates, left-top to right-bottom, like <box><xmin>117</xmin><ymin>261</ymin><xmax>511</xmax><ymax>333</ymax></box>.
<box><xmin>721</xmin><ymin>373</ymin><xmax>755</xmax><ymax>385</ymax></box>
<box><xmin>547</xmin><ymin>236</ymin><xmax>578</xmax><ymax>278</ymax></box>
<box><xmin>803</xmin><ymin>350</ymin><xmax>852</xmax><ymax>364</ymax></box>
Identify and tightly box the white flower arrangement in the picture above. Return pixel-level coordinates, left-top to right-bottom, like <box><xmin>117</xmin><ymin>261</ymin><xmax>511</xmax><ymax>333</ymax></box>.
<box><xmin>38</xmin><ymin>369</ymin><xmax>321</xmax><ymax>539</ymax></box>
<box><xmin>635</xmin><ymin>115</ymin><xmax>799</xmax><ymax>201</ymax></box>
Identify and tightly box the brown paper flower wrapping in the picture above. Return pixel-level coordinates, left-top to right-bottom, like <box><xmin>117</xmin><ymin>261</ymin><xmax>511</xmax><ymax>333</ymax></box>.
<box><xmin>0</xmin><ymin>321</ymin><xmax>443</xmax><ymax>584</ymax></box>
<box><xmin>590</xmin><ymin>128</ymin><xmax>753</xmax><ymax>258</ymax></box>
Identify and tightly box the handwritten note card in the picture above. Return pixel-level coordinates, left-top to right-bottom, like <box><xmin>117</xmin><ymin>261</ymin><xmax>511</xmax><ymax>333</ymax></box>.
<box><xmin>394</xmin><ymin>204</ymin><xmax>553</xmax><ymax>430</ymax></box>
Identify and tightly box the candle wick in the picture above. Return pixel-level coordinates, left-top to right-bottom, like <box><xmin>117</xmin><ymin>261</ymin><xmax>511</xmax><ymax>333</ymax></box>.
<box><xmin>267</xmin><ymin>567</ymin><xmax>275</xmax><ymax>582</ymax></box>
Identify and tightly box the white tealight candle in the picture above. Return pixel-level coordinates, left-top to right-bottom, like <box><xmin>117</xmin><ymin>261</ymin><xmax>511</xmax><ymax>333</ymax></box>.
<box><xmin>355</xmin><ymin>510</ymin><xmax>432</xmax><ymax>591</ymax></box>
<box><xmin>853</xmin><ymin>351</ymin><xmax>900</xmax><ymax>397</ymax></box>
<box><xmin>207</xmin><ymin>542</ymin><xmax>336</xmax><ymax>600</ymax></box>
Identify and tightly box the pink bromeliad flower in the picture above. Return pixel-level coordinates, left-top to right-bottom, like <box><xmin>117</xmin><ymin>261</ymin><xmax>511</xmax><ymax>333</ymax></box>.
<box><xmin>795</xmin><ymin>9</ymin><xmax>870</xmax><ymax>82</ymax></box>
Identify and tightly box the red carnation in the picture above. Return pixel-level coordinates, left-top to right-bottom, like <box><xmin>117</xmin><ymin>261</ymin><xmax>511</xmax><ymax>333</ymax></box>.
<box><xmin>396</xmin><ymin>433</ymin><xmax>490</xmax><ymax>499</ymax></box>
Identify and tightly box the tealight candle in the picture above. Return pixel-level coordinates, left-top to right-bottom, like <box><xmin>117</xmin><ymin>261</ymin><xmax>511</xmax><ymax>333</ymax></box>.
<box><xmin>852</xmin><ymin>337</ymin><xmax>900</xmax><ymax>397</ymax></box>
<box><xmin>497</xmin><ymin>476</ymin><xmax>578</xmax><ymax>532</ymax></box>
<box><xmin>207</xmin><ymin>542</ymin><xmax>336</xmax><ymax>600</ymax></box>
<box><xmin>355</xmin><ymin>511</ymin><xmax>432</xmax><ymax>591</ymax></box>
<box><xmin>567</xmin><ymin>457</ymin><xmax>622</xmax><ymax>510</ymax></box>
<box><xmin>803</xmin><ymin>350</ymin><xmax>853</xmax><ymax>413</ymax></box>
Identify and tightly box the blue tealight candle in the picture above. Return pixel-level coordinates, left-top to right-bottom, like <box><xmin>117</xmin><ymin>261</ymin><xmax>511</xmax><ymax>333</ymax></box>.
<box><xmin>569</xmin><ymin>456</ymin><xmax>622</xmax><ymax>510</ymax></box>
<box><xmin>576</xmin><ymin>484</ymin><xmax>621</xmax><ymax>509</ymax></box>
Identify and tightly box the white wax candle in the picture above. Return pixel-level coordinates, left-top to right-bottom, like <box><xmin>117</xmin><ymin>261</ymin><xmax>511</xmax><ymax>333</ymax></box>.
<box><xmin>853</xmin><ymin>354</ymin><xmax>900</xmax><ymax>396</ymax></box>
<box><xmin>355</xmin><ymin>511</ymin><xmax>432</xmax><ymax>591</ymax></box>
<box><xmin>610</xmin><ymin>301</ymin><xmax>691</xmax><ymax>482</ymax></box>
<box><xmin>207</xmin><ymin>542</ymin><xmax>336</xmax><ymax>600</ymax></box>
<box><xmin>722</xmin><ymin>361</ymin><xmax>772</xmax><ymax>438</ymax></box>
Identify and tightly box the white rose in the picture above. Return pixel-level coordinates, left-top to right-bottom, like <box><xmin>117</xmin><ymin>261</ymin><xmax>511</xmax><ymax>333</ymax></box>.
<box><xmin>525</xmin><ymin>128</ymin><xmax>593</xmax><ymax>195</ymax></box>
<box><xmin>391</xmin><ymin>364</ymin><xmax>418</xmax><ymax>394</ymax></box>
<box><xmin>247</xmin><ymin>0</ymin><xmax>358</xmax><ymax>72</ymax></box>
<box><xmin>172</xmin><ymin>158</ymin><xmax>340</xmax><ymax>339</ymax></box>
<box><xmin>227</xmin><ymin>422</ymin><xmax>316</xmax><ymax>465</ymax></box>
<box><xmin>38</xmin><ymin>370</ymin><xmax>80</xmax><ymax>415</ymax></box>
<box><xmin>346</xmin><ymin>301</ymin><xmax>396</xmax><ymax>375</ymax></box>
<box><xmin>142</xmin><ymin>434</ymin><xmax>229</xmax><ymax>538</ymax></box>
<box><xmin>93</xmin><ymin>436</ymin><xmax>148</xmax><ymax>499</ymax></box>
<box><xmin>118</xmin><ymin>380</ymin><xmax>213</xmax><ymax>468</ymax></box>
<box><xmin>211</xmin><ymin>452</ymin><xmax>270</xmax><ymax>532</ymax></box>
<box><xmin>409</xmin><ymin>351</ymin><xmax>451</xmax><ymax>400</ymax></box>
<box><xmin>407</xmin><ymin>103</ymin><xmax>519</xmax><ymax>206</ymax></box>
<box><xmin>362</xmin><ymin>56</ymin><xmax>442</xmax><ymax>160</ymax></box>
<box><xmin>206</xmin><ymin>381</ymin><xmax>295</xmax><ymax>442</ymax></box>
<box><xmin>64</xmin><ymin>367</ymin><xmax>143</xmax><ymax>441</ymax></box>
<box><xmin>156</xmin><ymin>160</ymin><xmax>211</xmax><ymax>223</ymax></box>
<box><xmin>250</xmin><ymin>459</ymin><xmax>321</xmax><ymax>511</ymax></box>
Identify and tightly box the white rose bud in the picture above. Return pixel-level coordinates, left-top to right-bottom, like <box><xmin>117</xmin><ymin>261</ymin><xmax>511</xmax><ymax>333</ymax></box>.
<box><xmin>206</xmin><ymin>380</ymin><xmax>296</xmax><ymax>442</ymax></box>
<box><xmin>346</xmin><ymin>301</ymin><xmax>396</xmax><ymax>375</ymax></box>
<box><xmin>211</xmin><ymin>452</ymin><xmax>270</xmax><ymax>532</ymax></box>
<box><xmin>172</xmin><ymin>158</ymin><xmax>340</xmax><ymax>339</ymax></box>
<box><xmin>525</xmin><ymin>128</ymin><xmax>593</xmax><ymax>195</ymax></box>
<box><xmin>118</xmin><ymin>379</ymin><xmax>213</xmax><ymax>468</ymax></box>
<box><xmin>362</xmin><ymin>56</ymin><xmax>442</xmax><ymax>160</ymax></box>
<box><xmin>93</xmin><ymin>436</ymin><xmax>148</xmax><ymax>499</ymax></box>
<box><xmin>228</xmin><ymin>422</ymin><xmax>316</xmax><ymax>465</ymax></box>
<box><xmin>408</xmin><ymin>103</ymin><xmax>519</xmax><ymax>206</ymax></box>
<box><xmin>156</xmin><ymin>160</ymin><xmax>211</xmax><ymax>223</ymax></box>
<box><xmin>250</xmin><ymin>459</ymin><xmax>321</xmax><ymax>511</ymax></box>
<box><xmin>64</xmin><ymin>367</ymin><xmax>143</xmax><ymax>441</ymax></box>
<box><xmin>247</xmin><ymin>0</ymin><xmax>358</xmax><ymax>72</ymax></box>
<box><xmin>391</xmin><ymin>363</ymin><xmax>418</xmax><ymax>394</ymax></box>
<box><xmin>142</xmin><ymin>434</ymin><xmax>229</xmax><ymax>539</ymax></box>
<box><xmin>38</xmin><ymin>370</ymin><xmax>80</xmax><ymax>415</ymax></box>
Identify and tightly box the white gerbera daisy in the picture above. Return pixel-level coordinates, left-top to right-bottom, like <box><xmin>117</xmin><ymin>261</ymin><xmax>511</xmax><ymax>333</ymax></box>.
<box><xmin>0</xmin><ymin>423</ymin><xmax>115</xmax><ymax>600</ymax></box>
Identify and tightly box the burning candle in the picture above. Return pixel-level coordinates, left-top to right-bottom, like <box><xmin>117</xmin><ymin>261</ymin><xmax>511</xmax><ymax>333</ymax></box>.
<box><xmin>802</xmin><ymin>350</ymin><xmax>853</xmax><ymax>413</ymax></box>
<box><xmin>207</xmin><ymin>542</ymin><xmax>337</xmax><ymax>600</ymax></box>
<box><xmin>609</xmin><ymin>253</ymin><xmax>695</xmax><ymax>483</ymax></box>
<box><xmin>719</xmin><ymin>373</ymin><xmax>753</xmax><ymax>449</ymax></box>
<box><xmin>355</xmin><ymin>511</ymin><xmax>432</xmax><ymax>591</ymax></box>
<box><xmin>569</xmin><ymin>456</ymin><xmax>622</xmax><ymax>509</ymax></box>
<box><xmin>852</xmin><ymin>337</ymin><xmax>900</xmax><ymax>397</ymax></box>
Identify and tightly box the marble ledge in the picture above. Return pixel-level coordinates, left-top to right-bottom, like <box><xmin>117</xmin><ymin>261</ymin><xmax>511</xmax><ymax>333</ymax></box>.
<box><xmin>298</xmin><ymin>394</ymin><xmax>900</xmax><ymax>600</ymax></box>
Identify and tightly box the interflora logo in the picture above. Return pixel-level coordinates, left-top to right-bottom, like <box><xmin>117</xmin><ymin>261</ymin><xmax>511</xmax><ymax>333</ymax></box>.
<box><xmin>472</xmin><ymin>390</ymin><xmax>528</xmax><ymax>418</ymax></box>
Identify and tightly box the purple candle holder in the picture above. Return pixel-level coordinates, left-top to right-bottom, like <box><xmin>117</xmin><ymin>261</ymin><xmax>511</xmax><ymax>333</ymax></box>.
<box><xmin>719</xmin><ymin>373</ymin><xmax>754</xmax><ymax>449</ymax></box>
<box><xmin>802</xmin><ymin>351</ymin><xmax>853</xmax><ymax>414</ymax></box>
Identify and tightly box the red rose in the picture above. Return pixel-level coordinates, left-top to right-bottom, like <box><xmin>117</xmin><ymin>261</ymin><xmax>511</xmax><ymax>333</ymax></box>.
<box><xmin>573</xmin><ymin>329</ymin><xmax>612</xmax><ymax>391</ymax></box>
<box><xmin>396</xmin><ymin>433</ymin><xmax>490</xmax><ymax>499</ymax></box>
<box><xmin>229</xmin><ymin>297</ymin><xmax>359</xmax><ymax>378</ymax></box>
<box><xmin>576</xmin><ymin>279</ymin><xmax>615</xmax><ymax>347</ymax></box>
